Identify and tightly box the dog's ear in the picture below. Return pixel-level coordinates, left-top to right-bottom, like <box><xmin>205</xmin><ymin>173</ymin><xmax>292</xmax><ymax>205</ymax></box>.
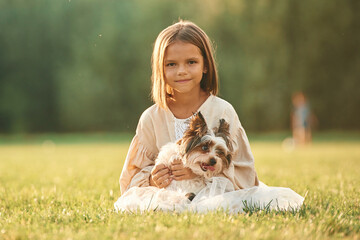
<box><xmin>221</xmin><ymin>152</ymin><xmax>232</xmax><ymax>169</ymax></box>
<box><xmin>180</xmin><ymin>112</ymin><xmax>208</xmax><ymax>154</ymax></box>
<box><xmin>214</xmin><ymin>119</ymin><xmax>233</xmax><ymax>152</ymax></box>
<box><xmin>182</xmin><ymin>136</ymin><xmax>202</xmax><ymax>155</ymax></box>
<box><xmin>188</xmin><ymin>111</ymin><xmax>208</xmax><ymax>137</ymax></box>
<box><xmin>182</xmin><ymin>112</ymin><xmax>208</xmax><ymax>141</ymax></box>
<box><xmin>226</xmin><ymin>153</ymin><xmax>232</xmax><ymax>164</ymax></box>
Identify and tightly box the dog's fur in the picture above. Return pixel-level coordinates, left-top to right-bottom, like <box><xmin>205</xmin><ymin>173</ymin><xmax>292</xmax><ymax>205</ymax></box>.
<box><xmin>155</xmin><ymin>112</ymin><xmax>233</xmax><ymax>200</ymax></box>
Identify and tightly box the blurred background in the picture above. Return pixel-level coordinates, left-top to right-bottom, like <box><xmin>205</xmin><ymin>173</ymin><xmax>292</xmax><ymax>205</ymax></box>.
<box><xmin>0</xmin><ymin>0</ymin><xmax>359</xmax><ymax>136</ymax></box>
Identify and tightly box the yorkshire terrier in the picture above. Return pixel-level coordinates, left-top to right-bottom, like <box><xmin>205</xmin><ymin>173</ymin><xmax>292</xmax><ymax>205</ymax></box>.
<box><xmin>155</xmin><ymin>112</ymin><xmax>233</xmax><ymax>201</ymax></box>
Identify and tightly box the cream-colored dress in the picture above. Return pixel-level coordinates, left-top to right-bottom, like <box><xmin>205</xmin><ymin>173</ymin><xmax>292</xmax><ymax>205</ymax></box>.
<box><xmin>114</xmin><ymin>95</ymin><xmax>304</xmax><ymax>213</ymax></box>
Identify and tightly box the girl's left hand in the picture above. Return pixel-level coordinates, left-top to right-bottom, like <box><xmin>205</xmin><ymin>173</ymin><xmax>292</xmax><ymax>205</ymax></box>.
<box><xmin>170</xmin><ymin>159</ymin><xmax>197</xmax><ymax>181</ymax></box>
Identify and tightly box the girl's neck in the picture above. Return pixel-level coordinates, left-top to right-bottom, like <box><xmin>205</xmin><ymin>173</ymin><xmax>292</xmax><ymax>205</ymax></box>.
<box><xmin>167</xmin><ymin>90</ymin><xmax>210</xmax><ymax>119</ymax></box>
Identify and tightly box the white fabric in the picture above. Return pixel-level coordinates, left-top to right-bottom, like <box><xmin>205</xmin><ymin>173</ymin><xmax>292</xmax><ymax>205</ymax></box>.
<box><xmin>114</xmin><ymin>177</ymin><xmax>304</xmax><ymax>213</ymax></box>
<box><xmin>174</xmin><ymin>116</ymin><xmax>191</xmax><ymax>141</ymax></box>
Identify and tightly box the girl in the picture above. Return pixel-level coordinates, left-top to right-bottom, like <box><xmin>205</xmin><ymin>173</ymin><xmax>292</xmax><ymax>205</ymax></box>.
<box><xmin>115</xmin><ymin>20</ymin><xmax>303</xmax><ymax>213</ymax></box>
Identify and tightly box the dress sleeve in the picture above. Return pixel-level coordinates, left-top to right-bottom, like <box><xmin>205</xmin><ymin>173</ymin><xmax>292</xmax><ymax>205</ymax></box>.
<box><xmin>119</xmin><ymin>110</ymin><xmax>158</xmax><ymax>194</ymax></box>
<box><xmin>222</xmin><ymin>107</ymin><xmax>259</xmax><ymax>190</ymax></box>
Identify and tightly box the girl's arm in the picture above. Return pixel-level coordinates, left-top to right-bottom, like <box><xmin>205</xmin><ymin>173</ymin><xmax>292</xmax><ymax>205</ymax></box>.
<box><xmin>119</xmin><ymin>109</ymin><xmax>158</xmax><ymax>194</ymax></box>
<box><xmin>121</xmin><ymin>138</ymin><xmax>173</xmax><ymax>192</ymax></box>
<box><xmin>119</xmin><ymin>135</ymin><xmax>156</xmax><ymax>194</ymax></box>
<box><xmin>119</xmin><ymin>106</ymin><xmax>176</xmax><ymax>193</ymax></box>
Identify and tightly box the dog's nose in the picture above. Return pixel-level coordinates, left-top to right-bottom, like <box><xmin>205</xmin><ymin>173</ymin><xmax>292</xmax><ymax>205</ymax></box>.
<box><xmin>209</xmin><ymin>158</ymin><xmax>217</xmax><ymax>166</ymax></box>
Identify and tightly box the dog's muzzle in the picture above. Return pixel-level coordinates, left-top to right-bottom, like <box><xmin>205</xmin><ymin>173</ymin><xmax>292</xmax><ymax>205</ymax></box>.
<box><xmin>200</xmin><ymin>162</ymin><xmax>216</xmax><ymax>171</ymax></box>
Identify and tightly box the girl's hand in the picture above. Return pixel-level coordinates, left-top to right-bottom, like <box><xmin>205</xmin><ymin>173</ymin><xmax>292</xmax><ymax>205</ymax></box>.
<box><xmin>150</xmin><ymin>164</ymin><xmax>172</xmax><ymax>188</ymax></box>
<box><xmin>170</xmin><ymin>159</ymin><xmax>197</xmax><ymax>181</ymax></box>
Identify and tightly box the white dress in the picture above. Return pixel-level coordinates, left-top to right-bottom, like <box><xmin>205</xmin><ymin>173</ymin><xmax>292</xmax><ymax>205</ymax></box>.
<box><xmin>114</xmin><ymin>116</ymin><xmax>304</xmax><ymax>213</ymax></box>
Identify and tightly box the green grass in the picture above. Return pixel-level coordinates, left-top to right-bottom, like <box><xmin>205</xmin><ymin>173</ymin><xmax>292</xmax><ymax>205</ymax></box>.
<box><xmin>0</xmin><ymin>134</ymin><xmax>359</xmax><ymax>239</ymax></box>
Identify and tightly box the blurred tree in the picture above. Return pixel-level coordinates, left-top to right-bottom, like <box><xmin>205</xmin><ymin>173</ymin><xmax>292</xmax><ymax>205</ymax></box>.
<box><xmin>0</xmin><ymin>0</ymin><xmax>359</xmax><ymax>133</ymax></box>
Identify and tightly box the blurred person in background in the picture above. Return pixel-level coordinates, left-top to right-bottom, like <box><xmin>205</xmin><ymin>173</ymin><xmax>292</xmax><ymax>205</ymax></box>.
<box><xmin>291</xmin><ymin>92</ymin><xmax>315</xmax><ymax>145</ymax></box>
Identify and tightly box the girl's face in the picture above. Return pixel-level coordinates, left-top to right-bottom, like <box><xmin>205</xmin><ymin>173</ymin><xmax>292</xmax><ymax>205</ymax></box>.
<box><xmin>164</xmin><ymin>41</ymin><xmax>206</xmax><ymax>96</ymax></box>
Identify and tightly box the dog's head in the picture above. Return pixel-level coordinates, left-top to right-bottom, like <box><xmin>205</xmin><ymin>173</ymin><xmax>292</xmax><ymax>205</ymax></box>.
<box><xmin>177</xmin><ymin>112</ymin><xmax>233</xmax><ymax>179</ymax></box>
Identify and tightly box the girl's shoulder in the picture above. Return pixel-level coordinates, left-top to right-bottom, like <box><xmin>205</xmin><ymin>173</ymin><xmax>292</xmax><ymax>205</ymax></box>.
<box><xmin>138</xmin><ymin>104</ymin><xmax>159</xmax><ymax>124</ymax></box>
<box><xmin>139</xmin><ymin>96</ymin><xmax>238</xmax><ymax>122</ymax></box>
<box><xmin>139</xmin><ymin>104</ymin><xmax>157</xmax><ymax>120</ymax></box>
<box><xmin>212</xmin><ymin>96</ymin><xmax>236</xmax><ymax>110</ymax></box>
<box><xmin>201</xmin><ymin>95</ymin><xmax>240</xmax><ymax>128</ymax></box>
<box><xmin>137</xmin><ymin>103</ymin><xmax>170</xmax><ymax>128</ymax></box>
<box><xmin>206</xmin><ymin>95</ymin><xmax>238</xmax><ymax>117</ymax></box>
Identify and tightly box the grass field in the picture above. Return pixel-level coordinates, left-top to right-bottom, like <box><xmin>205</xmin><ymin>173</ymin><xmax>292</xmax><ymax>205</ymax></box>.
<box><xmin>0</xmin><ymin>133</ymin><xmax>359</xmax><ymax>239</ymax></box>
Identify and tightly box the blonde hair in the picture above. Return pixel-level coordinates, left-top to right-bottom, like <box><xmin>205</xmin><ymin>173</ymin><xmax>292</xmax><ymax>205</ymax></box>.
<box><xmin>151</xmin><ymin>20</ymin><xmax>218</xmax><ymax>109</ymax></box>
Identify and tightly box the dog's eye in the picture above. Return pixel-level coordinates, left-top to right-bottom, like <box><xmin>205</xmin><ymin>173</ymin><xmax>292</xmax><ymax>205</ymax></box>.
<box><xmin>217</xmin><ymin>151</ymin><xmax>225</xmax><ymax>156</ymax></box>
<box><xmin>202</xmin><ymin>145</ymin><xmax>209</xmax><ymax>151</ymax></box>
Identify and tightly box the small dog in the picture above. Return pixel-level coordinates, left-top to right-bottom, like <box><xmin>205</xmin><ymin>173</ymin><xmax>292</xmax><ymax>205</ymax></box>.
<box><xmin>155</xmin><ymin>112</ymin><xmax>233</xmax><ymax>201</ymax></box>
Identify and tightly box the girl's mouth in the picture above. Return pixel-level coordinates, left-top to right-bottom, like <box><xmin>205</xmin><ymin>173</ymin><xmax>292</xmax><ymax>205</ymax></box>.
<box><xmin>176</xmin><ymin>79</ymin><xmax>191</xmax><ymax>83</ymax></box>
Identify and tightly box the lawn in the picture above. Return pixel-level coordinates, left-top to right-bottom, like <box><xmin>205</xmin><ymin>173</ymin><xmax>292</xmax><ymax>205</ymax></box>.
<box><xmin>0</xmin><ymin>133</ymin><xmax>359</xmax><ymax>239</ymax></box>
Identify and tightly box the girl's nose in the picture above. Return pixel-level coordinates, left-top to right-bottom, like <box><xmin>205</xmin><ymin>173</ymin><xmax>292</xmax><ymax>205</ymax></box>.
<box><xmin>177</xmin><ymin>64</ymin><xmax>187</xmax><ymax>75</ymax></box>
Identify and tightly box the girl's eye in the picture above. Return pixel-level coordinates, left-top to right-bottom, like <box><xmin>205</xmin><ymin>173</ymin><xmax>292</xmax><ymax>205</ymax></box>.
<box><xmin>189</xmin><ymin>60</ymin><xmax>196</xmax><ymax>65</ymax></box>
<box><xmin>202</xmin><ymin>145</ymin><xmax>209</xmax><ymax>151</ymax></box>
<box><xmin>166</xmin><ymin>63</ymin><xmax>175</xmax><ymax>67</ymax></box>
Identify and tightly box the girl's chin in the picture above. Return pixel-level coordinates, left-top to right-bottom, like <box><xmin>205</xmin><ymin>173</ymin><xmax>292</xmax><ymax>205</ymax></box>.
<box><xmin>172</xmin><ymin>86</ymin><xmax>202</xmax><ymax>95</ymax></box>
